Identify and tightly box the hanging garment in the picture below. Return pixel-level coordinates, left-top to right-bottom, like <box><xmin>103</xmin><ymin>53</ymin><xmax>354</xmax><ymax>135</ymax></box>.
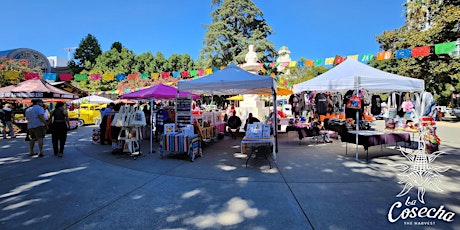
<box><xmin>371</xmin><ymin>95</ymin><xmax>382</xmax><ymax>115</ymax></box>
<box><xmin>331</xmin><ymin>93</ymin><xmax>340</xmax><ymax>114</ymax></box>
<box><xmin>315</xmin><ymin>93</ymin><xmax>328</xmax><ymax>115</ymax></box>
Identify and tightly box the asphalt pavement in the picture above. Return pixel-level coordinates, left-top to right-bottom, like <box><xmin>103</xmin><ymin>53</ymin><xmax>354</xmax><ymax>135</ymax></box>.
<box><xmin>0</xmin><ymin>122</ymin><xmax>459</xmax><ymax>230</ymax></box>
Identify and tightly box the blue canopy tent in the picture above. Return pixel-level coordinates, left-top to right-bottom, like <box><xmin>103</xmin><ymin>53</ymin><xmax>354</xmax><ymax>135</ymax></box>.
<box><xmin>177</xmin><ymin>64</ymin><xmax>279</xmax><ymax>160</ymax></box>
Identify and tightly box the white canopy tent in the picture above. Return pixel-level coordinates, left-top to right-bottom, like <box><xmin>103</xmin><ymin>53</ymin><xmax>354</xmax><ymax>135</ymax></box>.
<box><xmin>177</xmin><ymin>64</ymin><xmax>279</xmax><ymax>159</ymax></box>
<box><xmin>292</xmin><ymin>58</ymin><xmax>425</xmax><ymax>161</ymax></box>
<box><xmin>293</xmin><ymin>58</ymin><xmax>425</xmax><ymax>93</ymax></box>
<box><xmin>71</xmin><ymin>95</ymin><xmax>114</xmax><ymax>104</ymax></box>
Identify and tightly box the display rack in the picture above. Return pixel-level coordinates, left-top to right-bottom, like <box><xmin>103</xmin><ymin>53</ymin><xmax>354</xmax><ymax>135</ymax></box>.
<box><xmin>176</xmin><ymin>97</ymin><xmax>193</xmax><ymax>127</ymax></box>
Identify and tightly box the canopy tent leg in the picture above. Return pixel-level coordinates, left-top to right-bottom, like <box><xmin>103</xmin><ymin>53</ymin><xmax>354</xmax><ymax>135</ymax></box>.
<box><xmin>273</xmin><ymin>88</ymin><xmax>278</xmax><ymax>161</ymax></box>
<box><xmin>355</xmin><ymin>110</ymin><xmax>359</xmax><ymax>160</ymax></box>
<box><xmin>150</xmin><ymin>99</ymin><xmax>154</xmax><ymax>154</ymax></box>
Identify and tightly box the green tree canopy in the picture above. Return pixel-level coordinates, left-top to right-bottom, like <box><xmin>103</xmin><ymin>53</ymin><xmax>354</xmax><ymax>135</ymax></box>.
<box><xmin>68</xmin><ymin>34</ymin><xmax>102</xmax><ymax>74</ymax></box>
<box><xmin>374</xmin><ymin>2</ymin><xmax>460</xmax><ymax>105</ymax></box>
<box><xmin>132</xmin><ymin>52</ymin><xmax>155</xmax><ymax>74</ymax></box>
<box><xmin>198</xmin><ymin>0</ymin><xmax>277</xmax><ymax>68</ymax></box>
<box><xmin>111</xmin><ymin>41</ymin><xmax>123</xmax><ymax>53</ymax></box>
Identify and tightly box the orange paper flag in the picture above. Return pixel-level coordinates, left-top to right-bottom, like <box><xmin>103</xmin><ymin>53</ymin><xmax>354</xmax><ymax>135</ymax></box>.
<box><xmin>377</xmin><ymin>51</ymin><xmax>392</xmax><ymax>60</ymax></box>
<box><xmin>305</xmin><ymin>60</ymin><xmax>314</xmax><ymax>67</ymax></box>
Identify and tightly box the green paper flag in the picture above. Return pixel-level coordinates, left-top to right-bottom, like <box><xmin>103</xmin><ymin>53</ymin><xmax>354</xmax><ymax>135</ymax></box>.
<box><xmin>314</xmin><ymin>59</ymin><xmax>324</xmax><ymax>66</ymax></box>
<box><xmin>140</xmin><ymin>73</ymin><xmax>149</xmax><ymax>79</ymax></box>
<box><xmin>435</xmin><ymin>41</ymin><xmax>457</xmax><ymax>55</ymax></box>
<box><xmin>75</xmin><ymin>74</ymin><xmax>88</xmax><ymax>81</ymax></box>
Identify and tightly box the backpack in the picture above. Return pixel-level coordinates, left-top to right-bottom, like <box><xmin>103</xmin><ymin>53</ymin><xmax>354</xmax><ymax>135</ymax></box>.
<box><xmin>346</xmin><ymin>95</ymin><xmax>361</xmax><ymax>109</ymax></box>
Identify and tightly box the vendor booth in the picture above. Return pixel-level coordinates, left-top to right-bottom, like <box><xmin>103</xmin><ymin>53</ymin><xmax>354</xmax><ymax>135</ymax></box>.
<box><xmin>292</xmin><ymin>59</ymin><xmax>426</xmax><ymax>160</ymax></box>
<box><xmin>178</xmin><ymin>64</ymin><xmax>279</xmax><ymax>161</ymax></box>
<box><xmin>120</xmin><ymin>84</ymin><xmax>199</xmax><ymax>160</ymax></box>
<box><xmin>0</xmin><ymin>79</ymin><xmax>79</xmax><ymax>134</ymax></box>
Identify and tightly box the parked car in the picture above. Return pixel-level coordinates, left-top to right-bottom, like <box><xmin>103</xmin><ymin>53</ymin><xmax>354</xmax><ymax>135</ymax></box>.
<box><xmin>452</xmin><ymin>107</ymin><xmax>460</xmax><ymax>119</ymax></box>
<box><xmin>445</xmin><ymin>107</ymin><xmax>453</xmax><ymax>117</ymax></box>
<box><xmin>68</xmin><ymin>103</ymin><xmax>107</xmax><ymax>126</ymax></box>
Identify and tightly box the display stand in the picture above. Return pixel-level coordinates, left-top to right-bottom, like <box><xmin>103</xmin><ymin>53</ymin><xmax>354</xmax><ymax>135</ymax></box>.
<box><xmin>160</xmin><ymin>133</ymin><xmax>202</xmax><ymax>161</ymax></box>
<box><xmin>118</xmin><ymin>126</ymin><xmax>142</xmax><ymax>159</ymax></box>
<box><xmin>176</xmin><ymin>98</ymin><xmax>193</xmax><ymax>127</ymax></box>
<box><xmin>112</xmin><ymin>105</ymin><xmax>146</xmax><ymax>159</ymax></box>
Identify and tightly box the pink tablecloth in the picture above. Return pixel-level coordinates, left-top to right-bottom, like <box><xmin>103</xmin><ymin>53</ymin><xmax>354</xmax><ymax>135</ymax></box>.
<box><xmin>215</xmin><ymin>122</ymin><xmax>226</xmax><ymax>133</ymax></box>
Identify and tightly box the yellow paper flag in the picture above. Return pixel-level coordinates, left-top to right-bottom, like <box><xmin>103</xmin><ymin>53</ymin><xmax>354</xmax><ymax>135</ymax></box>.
<box><xmin>288</xmin><ymin>61</ymin><xmax>297</xmax><ymax>67</ymax></box>
<box><xmin>102</xmin><ymin>73</ymin><xmax>115</xmax><ymax>81</ymax></box>
<box><xmin>4</xmin><ymin>71</ymin><xmax>20</xmax><ymax>80</ymax></box>
<box><xmin>205</xmin><ymin>68</ymin><xmax>213</xmax><ymax>75</ymax></box>
<box><xmin>151</xmin><ymin>73</ymin><xmax>159</xmax><ymax>79</ymax></box>
<box><xmin>347</xmin><ymin>55</ymin><xmax>359</xmax><ymax>60</ymax></box>
<box><xmin>325</xmin><ymin>57</ymin><xmax>335</xmax><ymax>65</ymax></box>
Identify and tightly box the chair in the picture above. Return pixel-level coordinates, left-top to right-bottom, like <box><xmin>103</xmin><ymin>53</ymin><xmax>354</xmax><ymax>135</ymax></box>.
<box><xmin>227</xmin><ymin>127</ymin><xmax>240</xmax><ymax>139</ymax></box>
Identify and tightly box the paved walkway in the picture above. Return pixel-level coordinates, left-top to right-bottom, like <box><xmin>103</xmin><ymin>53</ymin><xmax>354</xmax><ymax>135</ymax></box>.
<box><xmin>0</xmin><ymin>126</ymin><xmax>459</xmax><ymax>229</ymax></box>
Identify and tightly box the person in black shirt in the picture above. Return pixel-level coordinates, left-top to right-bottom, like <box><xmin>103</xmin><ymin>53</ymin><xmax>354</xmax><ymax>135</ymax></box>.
<box><xmin>50</xmin><ymin>102</ymin><xmax>70</xmax><ymax>156</ymax></box>
<box><xmin>226</xmin><ymin>111</ymin><xmax>242</xmax><ymax>139</ymax></box>
<box><xmin>243</xmin><ymin>113</ymin><xmax>260</xmax><ymax>131</ymax></box>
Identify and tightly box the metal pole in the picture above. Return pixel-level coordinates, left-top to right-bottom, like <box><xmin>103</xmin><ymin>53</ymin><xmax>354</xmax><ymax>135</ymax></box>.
<box><xmin>273</xmin><ymin>88</ymin><xmax>278</xmax><ymax>161</ymax></box>
<box><xmin>150</xmin><ymin>99</ymin><xmax>154</xmax><ymax>154</ymax></box>
<box><xmin>355</xmin><ymin>110</ymin><xmax>359</xmax><ymax>160</ymax></box>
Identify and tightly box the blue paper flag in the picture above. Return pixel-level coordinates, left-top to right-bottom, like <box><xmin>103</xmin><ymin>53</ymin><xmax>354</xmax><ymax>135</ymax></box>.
<box><xmin>116</xmin><ymin>73</ymin><xmax>126</xmax><ymax>81</ymax></box>
<box><xmin>43</xmin><ymin>73</ymin><xmax>57</xmax><ymax>81</ymax></box>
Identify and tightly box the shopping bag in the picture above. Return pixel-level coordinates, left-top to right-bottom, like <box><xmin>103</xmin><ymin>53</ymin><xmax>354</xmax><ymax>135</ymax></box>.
<box><xmin>387</xmin><ymin>93</ymin><xmax>397</xmax><ymax>119</ymax></box>
<box><xmin>111</xmin><ymin>105</ymin><xmax>125</xmax><ymax>127</ymax></box>
<box><xmin>346</xmin><ymin>95</ymin><xmax>361</xmax><ymax>109</ymax></box>
<box><xmin>130</xmin><ymin>110</ymin><xmax>146</xmax><ymax>127</ymax></box>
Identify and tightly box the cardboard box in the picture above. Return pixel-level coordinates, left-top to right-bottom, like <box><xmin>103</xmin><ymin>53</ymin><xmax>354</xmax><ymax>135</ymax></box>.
<box><xmin>246</xmin><ymin>123</ymin><xmax>262</xmax><ymax>138</ymax></box>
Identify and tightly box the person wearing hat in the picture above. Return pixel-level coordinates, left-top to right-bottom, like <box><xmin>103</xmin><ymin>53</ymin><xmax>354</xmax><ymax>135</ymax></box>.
<box><xmin>25</xmin><ymin>99</ymin><xmax>48</xmax><ymax>157</ymax></box>
<box><xmin>1</xmin><ymin>103</ymin><xmax>15</xmax><ymax>139</ymax></box>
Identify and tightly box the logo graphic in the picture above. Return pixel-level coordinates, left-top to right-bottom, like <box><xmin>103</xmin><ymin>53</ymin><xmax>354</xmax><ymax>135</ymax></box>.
<box><xmin>394</xmin><ymin>135</ymin><xmax>449</xmax><ymax>204</ymax></box>
<box><xmin>387</xmin><ymin>130</ymin><xmax>456</xmax><ymax>224</ymax></box>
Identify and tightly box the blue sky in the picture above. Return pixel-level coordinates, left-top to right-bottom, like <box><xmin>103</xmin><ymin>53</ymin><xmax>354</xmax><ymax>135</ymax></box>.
<box><xmin>1</xmin><ymin>0</ymin><xmax>406</xmax><ymax>62</ymax></box>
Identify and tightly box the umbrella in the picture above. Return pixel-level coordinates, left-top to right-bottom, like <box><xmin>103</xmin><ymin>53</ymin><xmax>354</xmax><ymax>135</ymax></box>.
<box><xmin>72</xmin><ymin>95</ymin><xmax>114</xmax><ymax>104</ymax></box>
<box><xmin>120</xmin><ymin>84</ymin><xmax>199</xmax><ymax>100</ymax></box>
<box><xmin>227</xmin><ymin>95</ymin><xmax>244</xmax><ymax>101</ymax></box>
<box><xmin>0</xmin><ymin>79</ymin><xmax>78</xmax><ymax>99</ymax></box>
<box><xmin>114</xmin><ymin>99</ymin><xmax>137</xmax><ymax>104</ymax></box>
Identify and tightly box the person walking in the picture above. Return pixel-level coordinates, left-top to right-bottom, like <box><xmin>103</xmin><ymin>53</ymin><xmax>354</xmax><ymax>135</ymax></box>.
<box><xmin>25</xmin><ymin>99</ymin><xmax>48</xmax><ymax>157</ymax></box>
<box><xmin>1</xmin><ymin>104</ymin><xmax>16</xmax><ymax>139</ymax></box>
<box><xmin>50</xmin><ymin>102</ymin><xmax>70</xmax><ymax>157</ymax></box>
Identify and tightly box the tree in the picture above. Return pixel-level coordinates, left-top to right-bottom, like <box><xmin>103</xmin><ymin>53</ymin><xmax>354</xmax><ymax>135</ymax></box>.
<box><xmin>164</xmin><ymin>54</ymin><xmax>195</xmax><ymax>72</ymax></box>
<box><xmin>68</xmin><ymin>34</ymin><xmax>102</xmax><ymax>74</ymax></box>
<box><xmin>74</xmin><ymin>45</ymin><xmax>136</xmax><ymax>91</ymax></box>
<box><xmin>282</xmin><ymin>57</ymin><xmax>328</xmax><ymax>88</ymax></box>
<box><xmin>133</xmin><ymin>52</ymin><xmax>155</xmax><ymax>74</ymax></box>
<box><xmin>152</xmin><ymin>52</ymin><xmax>167</xmax><ymax>73</ymax></box>
<box><xmin>374</xmin><ymin>2</ymin><xmax>460</xmax><ymax>104</ymax></box>
<box><xmin>198</xmin><ymin>0</ymin><xmax>277</xmax><ymax>68</ymax></box>
<box><xmin>111</xmin><ymin>41</ymin><xmax>123</xmax><ymax>53</ymax></box>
